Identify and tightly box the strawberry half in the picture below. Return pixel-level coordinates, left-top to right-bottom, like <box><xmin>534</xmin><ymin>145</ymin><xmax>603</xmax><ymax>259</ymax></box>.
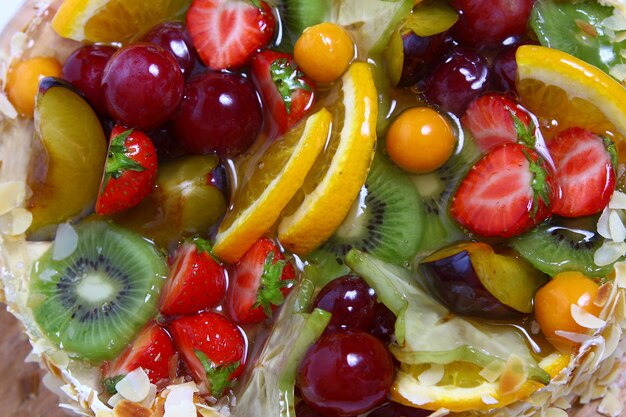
<box><xmin>96</xmin><ymin>126</ymin><xmax>158</xmax><ymax>215</ymax></box>
<box><xmin>169</xmin><ymin>312</ymin><xmax>246</xmax><ymax>397</ymax></box>
<box><xmin>102</xmin><ymin>322</ymin><xmax>176</xmax><ymax>391</ymax></box>
<box><xmin>450</xmin><ymin>143</ymin><xmax>556</xmax><ymax>237</ymax></box>
<box><xmin>463</xmin><ymin>93</ymin><xmax>536</xmax><ymax>152</ymax></box>
<box><xmin>225</xmin><ymin>237</ymin><xmax>295</xmax><ymax>324</ymax></box>
<box><xmin>187</xmin><ymin>0</ymin><xmax>276</xmax><ymax>70</ymax></box>
<box><xmin>251</xmin><ymin>50</ymin><xmax>316</xmax><ymax>135</ymax></box>
<box><xmin>548</xmin><ymin>127</ymin><xmax>617</xmax><ymax>217</ymax></box>
<box><xmin>159</xmin><ymin>238</ymin><xmax>226</xmax><ymax>316</ymax></box>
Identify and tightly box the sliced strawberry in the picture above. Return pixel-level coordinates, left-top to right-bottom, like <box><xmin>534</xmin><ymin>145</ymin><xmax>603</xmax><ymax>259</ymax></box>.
<box><xmin>96</xmin><ymin>126</ymin><xmax>158</xmax><ymax>215</ymax></box>
<box><xmin>463</xmin><ymin>93</ymin><xmax>536</xmax><ymax>152</ymax></box>
<box><xmin>548</xmin><ymin>127</ymin><xmax>616</xmax><ymax>217</ymax></box>
<box><xmin>187</xmin><ymin>0</ymin><xmax>276</xmax><ymax>70</ymax></box>
<box><xmin>251</xmin><ymin>50</ymin><xmax>316</xmax><ymax>134</ymax></box>
<box><xmin>159</xmin><ymin>238</ymin><xmax>226</xmax><ymax>316</ymax></box>
<box><xmin>225</xmin><ymin>237</ymin><xmax>295</xmax><ymax>324</ymax></box>
<box><xmin>169</xmin><ymin>312</ymin><xmax>246</xmax><ymax>397</ymax></box>
<box><xmin>450</xmin><ymin>143</ymin><xmax>556</xmax><ymax>237</ymax></box>
<box><xmin>102</xmin><ymin>322</ymin><xmax>176</xmax><ymax>391</ymax></box>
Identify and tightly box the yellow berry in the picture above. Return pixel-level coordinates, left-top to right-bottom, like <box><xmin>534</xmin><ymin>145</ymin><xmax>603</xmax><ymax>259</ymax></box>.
<box><xmin>294</xmin><ymin>22</ymin><xmax>355</xmax><ymax>84</ymax></box>
<box><xmin>6</xmin><ymin>57</ymin><xmax>62</xmax><ymax>117</ymax></box>
<box><xmin>385</xmin><ymin>107</ymin><xmax>455</xmax><ymax>173</ymax></box>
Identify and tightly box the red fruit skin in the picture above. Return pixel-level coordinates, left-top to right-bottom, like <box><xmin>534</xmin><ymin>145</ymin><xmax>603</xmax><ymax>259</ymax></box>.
<box><xmin>169</xmin><ymin>312</ymin><xmax>246</xmax><ymax>385</ymax></box>
<box><xmin>251</xmin><ymin>50</ymin><xmax>316</xmax><ymax>135</ymax></box>
<box><xmin>187</xmin><ymin>0</ymin><xmax>276</xmax><ymax>70</ymax></box>
<box><xmin>96</xmin><ymin>126</ymin><xmax>158</xmax><ymax>215</ymax></box>
<box><xmin>225</xmin><ymin>238</ymin><xmax>295</xmax><ymax>324</ymax></box>
<box><xmin>463</xmin><ymin>93</ymin><xmax>534</xmax><ymax>152</ymax></box>
<box><xmin>450</xmin><ymin>143</ymin><xmax>556</xmax><ymax>238</ymax></box>
<box><xmin>103</xmin><ymin>322</ymin><xmax>176</xmax><ymax>384</ymax></box>
<box><xmin>548</xmin><ymin>127</ymin><xmax>616</xmax><ymax>217</ymax></box>
<box><xmin>450</xmin><ymin>0</ymin><xmax>534</xmax><ymax>47</ymax></box>
<box><xmin>159</xmin><ymin>242</ymin><xmax>226</xmax><ymax>316</ymax></box>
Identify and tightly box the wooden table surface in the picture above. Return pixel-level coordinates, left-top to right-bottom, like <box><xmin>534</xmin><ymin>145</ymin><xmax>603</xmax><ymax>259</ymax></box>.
<box><xmin>0</xmin><ymin>304</ymin><xmax>624</xmax><ymax>417</ymax></box>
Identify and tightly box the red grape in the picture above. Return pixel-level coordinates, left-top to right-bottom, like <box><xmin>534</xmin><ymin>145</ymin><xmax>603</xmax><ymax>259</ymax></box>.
<box><xmin>62</xmin><ymin>44</ymin><xmax>116</xmax><ymax>115</ymax></box>
<box><xmin>102</xmin><ymin>43</ymin><xmax>184</xmax><ymax>131</ymax></box>
<box><xmin>423</xmin><ymin>47</ymin><xmax>489</xmax><ymax>115</ymax></box>
<box><xmin>491</xmin><ymin>46</ymin><xmax>519</xmax><ymax>93</ymax></box>
<box><xmin>313</xmin><ymin>275</ymin><xmax>377</xmax><ymax>333</ymax></box>
<box><xmin>297</xmin><ymin>331</ymin><xmax>394</xmax><ymax>417</ymax></box>
<box><xmin>369</xmin><ymin>303</ymin><xmax>396</xmax><ymax>345</ymax></box>
<box><xmin>398</xmin><ymin>32</ymin><xmax>446</xmax><ymax>87</ymax></box>
<box><xmin>142</xmin><ymin>22</ymin><xmax>197</xmax><ymax>78</ymax></box>
<box><xmin>450</xmin><ymin>0</ymin><xmax>534</xmax><ymax>47</ymax></box>
<box><xmin>174</xmin><ymin>72</ymin><xmax>262</xmax><ymax>156</ymax></box>
<box><xmin>296</xmin><ymin>402</ymin><xmax>331</xmax><ymax>417</ymax></box>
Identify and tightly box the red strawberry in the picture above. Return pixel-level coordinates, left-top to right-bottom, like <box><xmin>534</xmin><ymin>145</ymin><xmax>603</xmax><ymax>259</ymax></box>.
<box><xmin>548</xmin><ymin>127</ymin><xmax>617</xmax><ymax>217</ymax></box>
<box><xmin>96</xmin><ymin>126</ymin><xmax>158</xmax><ymax>215</ymax></box>
<box><xmin>225</xmin><ymin>237</ymin><xmax>295</xmax><ymax>324</ymax></box>
<box><xmin>187</xmin><ymin>0</ymin><xmax>276</xmax><ymax>70</ymax></box>
<box><xmin>169</xmin><ymin>312</ymin><xmax>246</xmax><ymax>397</ymax></box>
<box><xmin>450</xmin><ymin>143</ymin><xmax>556</xmax><ymax>237</ymax></box>
<box><xmin>463</xmin><ymin>93</ymin><xmax>536</xmax><ymax>152</ymax></box>
<box><xmin>159</xmin><ymin>238</ymin><xmax>226</xmax><ymax>316</ymax></box>
<box><xmin>251</xmin><ymin>50</ymin><xmax>316</xmax><ymax>134</ymax></box>
<box><xmin>102</xmin><ymin>322</ymin><xmax>176</xmax><ymax>391</ymax></box>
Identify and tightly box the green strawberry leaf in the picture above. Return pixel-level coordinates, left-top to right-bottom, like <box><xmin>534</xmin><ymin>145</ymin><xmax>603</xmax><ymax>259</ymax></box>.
<box><xmin>270</xmin><ymin>58</ymin><xmax>311</xmax><ymax>115</ymax></box>
<box><xmin>101</xmin><ymin>129</ymin><xmax>145</xmax><ymax>190</ymax></box>
<box><xmin>603</xmin><ymin>136</ymin><xmax>618</xmax><ymax>173</ymax></box>
<box><xmin>102</xmin><ymin>375</ymin><xmax>125</xmax><ymax>395</ymax></box>
<box><xmin>523</xmin><ymin>148</ymin><xmax>552</xmax><ymax>218</ymax></box>
<box><xmin>189</xmin><ymin>237</ymin><xmax>221</xmax><ymax>264</ymax></box>
<box><xmin>252</xmin><ymin>251</ymin><xmax>294</xmax><ymax>318</ymax></box>
<box><xmin>511</xmin><ymin>111</ymin><xmax>536</xmax><ymax>147</ymax></box>
<box><xmin>195</xmin><ymin>350</ymin><xmax>239</xmax><ymax>398</ymax></box>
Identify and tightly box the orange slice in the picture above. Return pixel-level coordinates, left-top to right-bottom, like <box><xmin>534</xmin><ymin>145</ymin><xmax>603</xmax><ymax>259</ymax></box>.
<box><xmin>213</xmin><ymin>108</ymin><xmax>332</xmax><ymax>263</ymax></box>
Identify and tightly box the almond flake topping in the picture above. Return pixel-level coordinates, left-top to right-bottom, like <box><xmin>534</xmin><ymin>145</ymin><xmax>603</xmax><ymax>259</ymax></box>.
<box><xmin>571</xmin><ymin>304</ymin><xmax>607</xmax><ymax>329</ymax></box>
<box><xmin>163</xmin><ymin>382</ymin><xmax>199</xmax><ymax>417</ymax></box>
<box><xmin>115</xmin><ymin>368</ymin><xmax>151</xmax><ymax>403</ymax></box>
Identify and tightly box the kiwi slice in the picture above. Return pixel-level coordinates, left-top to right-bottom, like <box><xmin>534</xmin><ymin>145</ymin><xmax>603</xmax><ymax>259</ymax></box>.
<box><xmin>277</xmin><ymin>0</ymin><xmax>332</xmax><ymax>51</ymax></box>
<box><xmin>28</xmin><ymin>221</ymin><xmax>167</xmax><ymax>362</ymax></box>
<box><xmin>322</xmin><ymin>153</ymin><xmax>424</xmax><ymax>264</ymax></box>
<box><xmin>511</xmin><ymin>217</ymin><xmax>616</xmax><ymax>278</ymax></box>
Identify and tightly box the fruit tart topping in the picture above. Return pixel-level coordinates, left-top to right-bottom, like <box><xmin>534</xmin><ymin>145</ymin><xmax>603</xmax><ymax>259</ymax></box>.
<box><xmin>169</xmin><ymin>312</ymin><xmax>246</xmax><ymax>396</ymax></box>
<box><xmin>451</xmin><ymin>143</ymin><xmax>555</xmax><ymax>238</ymax></box>
<box><xmin>186</xmin><ymin>0</ymin><xmax>276</xmax><ymax>70</ymax></box>
<box><xmin>142</xmin><ymin>22</ymin><xmax>198</xmax><ymax>78</ymax></box>
<box><xmin>251</xmin><ymin>50</ymin><xmax>316</xmax><ymax>135</ymax></box>
<box><xmin>108</xmin><ymin>368</ymin><xmax>152</xmax><ymax>403</ymax></box>
<box><xmin>547</xmin><ymin>127</ymin><xmax>617</xmax><ymax>218</ymax></box>
<box><xmin>7</xmin><ymin>57</ymin><xmax>62</xmax><ymax>117</ymax></box>
<box><xmin>96</xmin><ymin>127</ymin><xmax>158</xmax><ymax>216</ymax></box>
<box><xmin>102</xmin><ymin>44</ymin><xmax>184</xmax><ymax>131</ymax></box>
<box><xmin>226</xmin><ymin>238</ymin><xmax>295</xmax><ymax>324</ymax></box>
<box><xmin>159</xmin><ymin>238</ymin><xmax>226</xmax><ymax>316</ymax></box>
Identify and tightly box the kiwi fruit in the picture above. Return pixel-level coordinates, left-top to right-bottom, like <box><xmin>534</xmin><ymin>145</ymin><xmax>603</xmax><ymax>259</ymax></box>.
<box><xmin>322</xmin><ymin>152</ymin><xmax>424</xmax><ymax>264</ymax></box>
<box><xmin>511</xmin><ymin>216</ymin><xmax>616</xmax><ymax>278</ymax></box>
<box><xmin>28</xmin><ymin>221</ymin><xmax>167</xmax><ymax>362</ymax></box>
<box><xmin>277</xmin><ymin>0</ymin><xmax>332</xmax><ymax>51</ymax></box>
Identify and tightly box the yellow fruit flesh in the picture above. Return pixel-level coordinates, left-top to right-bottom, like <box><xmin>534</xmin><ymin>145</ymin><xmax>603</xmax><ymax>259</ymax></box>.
<box><xmin>6</xmin><ymin>57</ymin><xmax>62</xmax><ymax>117</ymax></box>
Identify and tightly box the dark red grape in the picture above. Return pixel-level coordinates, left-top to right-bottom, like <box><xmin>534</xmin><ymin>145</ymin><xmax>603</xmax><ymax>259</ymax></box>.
<box><xmin>207</xmin><ymin>164</ymin><xmax>229</xmax><ymax>201</ymax></box>
<box><xmin>491</xmin><ymin>46</ymin><xmax>519</xmax><ymax>93</ymax></box>
<box><xmin>369</xmin><ymin>303</ymin><xmax>396</xmax><ymax>345</ymax></box>
<box><xmin>367</xmin><ymin>402</ymin><xmax>430</xmax><ymax>417</ymax></box>
<box><xmin>296</xmin><ymin>402</ymin><xmax>333</xmax><ymax>417</ymax></box>
<box><xmin>450</xmin><ymin>0</ymin><xmax>534</xmax><ymax>47</ymax></box>
<box><xmin>313</xmin><ymin>275</ymin><xmax>377</xmax><ymax>333</ymax></box>
<box><xmin>423</xmin><ymin>47</ymin><xmax>489</xmax><ymax>115</ymax></box>
<box><xmin>174</xmin><ymin>72</ymin><xmax>262</xmax><ymax>156</ymax></box>
<box><xmin>102</xmin><ymin>43</ymin><xmax>184</xmax><ymax>131</ymax></box>
<box><xmin>148</xmin><ymin>122</ymin><xmax>188</xmax><ymax>162</ymax></box>
<box><xmin>62</xmin><ymin>44</ymin><xmax>116</xmax><ymax>115</ymax></box>
<box><xmin>398</xmin><ymin>32</ymin><xmax>446</xmax><ymax>87</ymax></box>
<box><xmin>297</xmin><ymin>331</ymin><xmax>394</xmax><ymax>417</ymax></box>
<box><xmin>142</xmin><ymin>22</ymin><xmax>197</xmax><ymax>78</ymax></box>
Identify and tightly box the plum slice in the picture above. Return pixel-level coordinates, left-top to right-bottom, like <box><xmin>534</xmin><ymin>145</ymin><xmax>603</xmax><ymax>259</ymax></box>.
<box><xmin>419</xmin><ymin>242</ymin><xmax>548</xmax><ymax>318</ymax></box>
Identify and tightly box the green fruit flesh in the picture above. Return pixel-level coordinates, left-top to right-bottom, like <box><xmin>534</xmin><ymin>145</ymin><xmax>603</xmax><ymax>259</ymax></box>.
<box><xmin>323</xmin><ymin>153</ymin><xmax>424</xmax><ymax>264</ymax></box>
<box><xmin>29</xmin><ymin>222</ymin><xmax>167</xmax><ymax>362</ymax></box>
<box><xmin>28</xmin><ymin>80</ymin><xmax>107</xmax><ymax>234</ymax></box>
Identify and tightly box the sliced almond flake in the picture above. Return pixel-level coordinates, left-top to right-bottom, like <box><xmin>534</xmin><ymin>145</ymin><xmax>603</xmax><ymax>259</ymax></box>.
<box><xmin>0</xmin><ymin>93</ymin><xmax>17</xmax><ymax>119</ymax></box>
<box><xmin>598</xmin><ymin>389</ymin><xmax>623</xmax><ymax>417</ymax></box>
<box><xmin>553</xmin><ymin>397</ymin><xmax>571</xmax><ymax>409</ymax></box>
<box><xmin>597</xmin><ymin>207</ymin><xmax>612</xmax><ymax>238</ymax></box>
<box><xmin>9</xmin><ymin>32</ymin><xmax>26</xmax><ymax>59</ymax></box>
<box><xmin>0</xmin><ymin>208</ymin><xmax>33</xmax><ymax>236</ymax></box>
<box><xmin>163</xmin><ymin>382</ymin><xmax>199</xmax><ymax>417</ymax></box>
<box><xmin>418</xmin><ymin>364</ymin><xmax>444</xmax><ymax>386</ymax></box>
<box><xmin>498</xmin><ymin>354</ymin><xmax>527</xmax><ymax>396</ymax></box>
<box><xmin>59</xmin><ymin>404</ymin><xmax>91</xmax><ymax>417</ymax></box>
<box><xmin>594</xmin><ymin>241</ymin><xmax>626</xmax><ymax>266</ymax></box>
<box><xmin>108</xmin><ymin>393</ymin><xmax>123</xmax><ymax>408</ymax></box>
<box><xmin>0</xmin><ymin>181</ymin><xmax>26</xmax><ymax>215</ymax></box>
<box><xmin>610</xmin><ymin>64</ymin><xmax>626</xmax><ymax>82</ymax></box>
<box><xmin>480</xmin><ymin>393</ymin><xmax>498</xmax><ymax>405</ymax></box>
<box><xmin>52</xmin><ymin>223</ymin><xmax>78</xmax><ymax>261</ymax></box>
<box><xmin>595</xmin><ymin>282</ymin><xmax>613</xmax><ymax>308</ymax></box>
<box><xmin>112</xmin><ymin>399</ymin><xmax>152</xmax><ymax>417</ymax></box>
<box><xmin>554</xmin><ymin>330</ymin><xmax>594</xmax><ymax>344</ymax></box>
<box><xmin>140</xmin><ymin>384</ymin><xmax>157</xmax><ymax>408</ymax></box>
<box><xmin>614</xmin><ymin>262</ymin><xmax>626</xmax><ymax>288</ymax></box>
<box><xmin>571</xmin><ymin>304</ymin><xmax>607</xmax><ymax>329</ymax></box>
<box><xmin>544</xmin><ymin>407</ymin><xmax>569</xmax><ymax>417</ymax></box>
<box><xmin>603</xmin><ymin>13</ymin><xmax>626</xmax><ymax>30</ymax></box>
<box><xmin>116</xmin><ymin>368</ymin><xmax>150</xmax><ymax>403</ymax></box>
<box><xmin>479</xmin><ymin>361</ymin><xmax>504</xmax><ymax>383</ymax></box>
<box><xmin>608</xmin><ymin>210</ymin><xmax>626</xmax><ymax>241</ymax></box>
<box><xmin>95</xmin><ymin>410</ymin><xmax>115</xmax><ymax>417</ymax></box>
<box><xmin>609</xmin><ymin>190</ymin><xmax>626</xmax><ymax>209</ymax></box>
<box><xmin>600</xmin><ymin>323</ymin><xmax>621</xmax><ymax>360</ymax></box>
<box><xmin>427</xmin><ymin>408</ymin><xmax>449</xmax><ymax>417</ymax></box>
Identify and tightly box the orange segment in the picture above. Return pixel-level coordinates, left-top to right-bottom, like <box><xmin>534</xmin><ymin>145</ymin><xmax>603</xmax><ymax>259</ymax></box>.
<box><xmin>278</xmin><ymin>62</ymin><xmax>378</xmax><ymax>255</ymax></box>
<box><xmin>52</xmin><ymin>0</ymin><xmax>190</xmax><ymax>43</ymax></box>
<box><xmin>213</xmin><ymin>108</ymin><xmax>332</xmax><ymax>263</ymax></box>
